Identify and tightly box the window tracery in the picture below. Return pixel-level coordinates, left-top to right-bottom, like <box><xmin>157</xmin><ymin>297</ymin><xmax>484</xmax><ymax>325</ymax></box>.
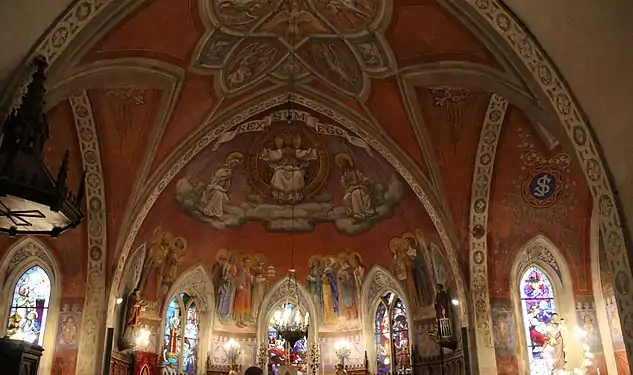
<box><xmin>163</xmin><ymin>293</ymin><xmax>199</xmax><ymax>374</ymax></box>
<box><xmin>520</xmin><ymin>266</ymin><xmax>557</xmax><ymax>374</ymax></box>
<box><xmin>6</xmin><ymin>266</ymin><xmax>51</xmax><ymax>346</ymax></box>
<box><xmin>374</xmin><ymin>292</ymin><xmax>411</xmax><ymax>375</ymax></box>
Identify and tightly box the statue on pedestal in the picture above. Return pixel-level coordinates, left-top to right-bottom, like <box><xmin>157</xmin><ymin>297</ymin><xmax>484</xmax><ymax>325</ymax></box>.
<box><xmin>121</xmin><ymin>288</ymin><xmax>147</xmax><ymax>348</ymax></box>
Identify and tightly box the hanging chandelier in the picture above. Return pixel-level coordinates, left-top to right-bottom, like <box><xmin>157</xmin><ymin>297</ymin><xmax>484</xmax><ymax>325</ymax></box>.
<box><xmin>272</xmin><ymin>269</ymin><xmax>309</xmax><ymax>348</ymax></box>
<box><xmin>0</xmin><ymin>57</ymin><xmax>84</xmax><ymax>237</ymax></box>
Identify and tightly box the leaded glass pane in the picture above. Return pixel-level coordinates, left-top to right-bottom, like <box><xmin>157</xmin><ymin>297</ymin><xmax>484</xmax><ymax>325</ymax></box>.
<box><xmin>392</xmin><ymin>299</ymin><xmax>410</xmax><ymax>369</ymax></box>
<box><xmin>6</xmin><ymin>266</ymin><xmax>51</xmax><ymax>346</ymax></box>
<box><xmin>520</xmin><ymin>267</ymin><xmax>557</xmax><ymax>375</ymax></box>
<box><xmin>164</xmin><ymin>297</ymin><xmax>181</xmax><ymax>369</ymax></box>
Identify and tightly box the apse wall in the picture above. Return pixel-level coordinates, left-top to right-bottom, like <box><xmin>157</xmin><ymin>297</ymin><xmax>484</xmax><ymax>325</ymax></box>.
<box><xmin>115</xmin><ymin>106</ymin><xmax>459</xmax><ymax>372</ymax></box>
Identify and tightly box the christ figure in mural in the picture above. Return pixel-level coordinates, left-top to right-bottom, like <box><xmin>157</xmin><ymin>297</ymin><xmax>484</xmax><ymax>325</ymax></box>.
<box><xmin>259</xmin><ymin>131</ymin><xmax>317</xmax><ymax>203</ymax></box>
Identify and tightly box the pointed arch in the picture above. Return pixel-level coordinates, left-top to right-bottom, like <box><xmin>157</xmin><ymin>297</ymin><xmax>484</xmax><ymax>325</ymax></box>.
<box><xmin>256</xmin><ymin>275</ymin><xmax>319</xmax><ymax>375</ymax></box>
<box><xmin>256</xmin><ymin>275</ymin><xmax>319</xmax><ymax>343</ymax></box>
<box><xmin>0</xmin><ymin>237</ymin><xmax>61</xmax><ymax>375</ymax></box>
<box><xmin>161</xmin><ymin>265</ymin><xmax>214</xmax><ymax>375</ymax></box>
<box><xmin>360</xmin><ymin>266</ymin><xmax>413</xmax><ymax>374</ymax></box>
<box><xmin>107</xmin><ymin>88</ymin><xmax>469</xmax><ymax>327</ymax></box>
<box><xmin>509</xmin><ymin>235</ymin><xmax>582</xmax><ymax>374</ymax></box>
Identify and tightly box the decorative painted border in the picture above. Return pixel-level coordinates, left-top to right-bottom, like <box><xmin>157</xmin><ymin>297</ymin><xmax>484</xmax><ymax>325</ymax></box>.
<box><xmin>468</xmin><ymin>94</ymin><xmax>508</xmax><ymax>370</ymax></box>
<box><xmin>107</xmin><ymin>92</ymin><xmax>469</xmax><ymax>328</ymax></box>
<box><xmin>464</xmin><ymin>0</ymin><xmax>633</xmax><ymax>363</ymax></box>
<box><xmin>70</xmin><ymin>92</ymin><xmax>107</xmax><ymax>375</ymax></box>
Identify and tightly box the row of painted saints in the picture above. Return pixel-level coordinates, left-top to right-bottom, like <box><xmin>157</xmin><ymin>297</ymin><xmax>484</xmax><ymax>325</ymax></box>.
<box><xmin>175</xmin><ymin>119</ymin><xmax>403</xmax><ymax>235</ymax></box>
<box><xmin>209</xmin><ymin>235</ymin><xmax>448</xmax><ymax>331</ymax></box>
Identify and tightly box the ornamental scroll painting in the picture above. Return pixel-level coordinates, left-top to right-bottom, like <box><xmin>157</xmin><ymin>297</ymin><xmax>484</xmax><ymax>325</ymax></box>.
<box><xmin>6</xmin><ymin>266</ymin><xmax>51</xmax><ymax>346</ymax></box>
<box><xmin>174</xmin><ymin>111</ymin><xmax>404</xmax><ymax>235</ymax></box>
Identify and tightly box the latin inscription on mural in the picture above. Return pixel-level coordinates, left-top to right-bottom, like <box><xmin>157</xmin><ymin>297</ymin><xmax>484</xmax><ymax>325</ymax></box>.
<box><xmin>174</xmin><ymin>110</ymin><xmax>404</xmax><ymax>235</ymax></box>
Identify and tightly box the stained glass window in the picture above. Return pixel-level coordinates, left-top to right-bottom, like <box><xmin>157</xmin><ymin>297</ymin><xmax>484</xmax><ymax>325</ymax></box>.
<box><xmin>374</xmin><ymin>293</ymin><xmax>411</xmax><ymax>375</ymax></box>
<box><xmin>163</xmin><ymin>293</ymin><xmax>198</xmax><ymax>374</ymax></box>
<box><xmin>520</xmin><ymin>266</ymin><xmax>557</xmax><ymax>375</ymax></box>
<box><xmin>6</xmin><ymin>266</ymin><xmax>51</xmax><ymax>346</ymax></box>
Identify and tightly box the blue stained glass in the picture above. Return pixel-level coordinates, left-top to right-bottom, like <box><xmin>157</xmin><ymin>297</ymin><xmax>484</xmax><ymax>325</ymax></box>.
<box><xmin>164</xmin><ymin>297</ymin><xmax>181</xmax><ymax>368</ymax></box>
<box><xmin>375</xmin><ymin>303</ymin><xmax>390</xmax><ymax>375</ymax></box>
<box><xmin>182</xmin><ymin>305</ymin><xmax>198</xmax><ymax>374</ymax></box>
<box><xmin>520</xmin><ymin>266</ymin><xmax>557</xmax><ymax>374</ymax></box>
<box><xmin>164</xmin><ymin>294</ymin><xmax>198</xmax><ymax>372</ymax></box>
<box><xmin>6</xmin><ymin>266</ymin><xmax>51</xmax><ymax>346</ymax></box>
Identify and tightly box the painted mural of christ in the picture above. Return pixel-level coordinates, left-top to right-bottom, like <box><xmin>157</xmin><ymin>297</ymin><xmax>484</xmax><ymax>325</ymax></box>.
<box><xmin>259</xmin><ymin>130</ymin><xmax>317</xmax><ymax>203</ymax></box>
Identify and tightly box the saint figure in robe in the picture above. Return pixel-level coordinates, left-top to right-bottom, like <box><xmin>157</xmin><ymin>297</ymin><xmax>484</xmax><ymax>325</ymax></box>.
<box><xmin>335</xmin><ymin>152</ymin><xmax>375</xmax><ymax>220</ymax></box>
<box><xmin>197</xmin><ymin>152</ymin><xmax>243</xmax><ymax>218</ymax></box>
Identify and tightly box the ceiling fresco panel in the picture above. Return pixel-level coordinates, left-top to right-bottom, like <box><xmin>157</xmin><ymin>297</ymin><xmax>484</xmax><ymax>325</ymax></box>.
<box><xmin>487</xmin><ymin>105</ymin><xmax>592</xmax><ymax>297</ymax></box>
<box><xmin>366</xmin><ymin>78</ymin><xmax>429</xmax><ymax>176</ymax></box>
<box><xmin>386</xmin><ymin>0</ymin><xmax>499</xmax><ymax>68</ymax></box>
<box><xmin>84</xmin><ymin>0</ymin><xmax>204</xmax><ymax>67</ymax></box>
<box><xmin>416</xmin><ymin>87</ymin><xmax>491</xmax><ymax>257</ymax></box>
<box><xmin>88</xmin><ymin>87</ymin><xmax>164</xmax><ymax>264</ymax></box>
<box><xmin>149</xmin><ymin>74</ymin><xmax>218</xmax><ymax>173</ymax></box>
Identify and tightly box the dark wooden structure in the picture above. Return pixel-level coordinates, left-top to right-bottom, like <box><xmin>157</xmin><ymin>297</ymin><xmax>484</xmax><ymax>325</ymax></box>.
<box><xmin>110</xmin><ymin>351</ymin><xmax>133</xmax><ymax>375</ymax></box>
<box><xmin>413</xmin><ymin>349</ymin><xmax>465</xmax><ymax>375</ymax></box>
<box><xmin>0</xmin><ymin>338</ymin><xmax>44</xmax><ymax>375</ymax></box>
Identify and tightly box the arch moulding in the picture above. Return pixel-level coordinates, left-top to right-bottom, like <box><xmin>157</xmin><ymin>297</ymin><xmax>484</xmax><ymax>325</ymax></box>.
<box><xmin>160</xmin><ymin>265</ymin><xmax>215</xmax><ymax>375</ymax></box>
<box><xmin>360</xmin><ymin>266</ymin><xmax>413</xmax><ymax>375</ymax></box>
<box><xmin>106</xmin><ymin>89</ymin><xmax>469</xmax><ymax>330</ymax></box>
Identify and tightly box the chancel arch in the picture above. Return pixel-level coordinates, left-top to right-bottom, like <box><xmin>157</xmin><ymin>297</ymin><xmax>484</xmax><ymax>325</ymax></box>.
<box><xmin>159</xmin><ymin>265</ymin><xmax>214</xmax><ymax>375</ymax></box>
<box><xmin>509</xmin><ymin>235</ymin><xmax>582</xmax><ymax>374</ymax></box>
<box><xmin>0</xmin><ymin>237</ymin><xmax>61</xmax><ymax>375</ymax></box>
<box><xmin>107</xmin><ymin>89</ymin><xmax>470</xmax><ymax>330</ymax></box>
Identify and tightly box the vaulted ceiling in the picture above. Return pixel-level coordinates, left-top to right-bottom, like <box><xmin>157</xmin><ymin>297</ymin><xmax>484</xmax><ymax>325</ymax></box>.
<box><xmin>0</xmin><ymin>0</ymin><xmax>596</xmax><ymax>319</ymax></box>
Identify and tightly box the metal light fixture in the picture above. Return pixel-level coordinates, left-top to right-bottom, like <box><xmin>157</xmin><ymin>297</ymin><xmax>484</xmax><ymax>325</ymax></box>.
<box><xmin>334</xmin><ymin>340</ymin><xmax>351</xmax><ymax>367</ymax></box>
<box><xmin>0</xmin><ymin>57</ymin><xmax>84</xmax><ymax>237</ymax></box>
<box><xmin>272</xmin><ymin>270</ymin><xmax>309</xmax><ymax>349</ymax></box>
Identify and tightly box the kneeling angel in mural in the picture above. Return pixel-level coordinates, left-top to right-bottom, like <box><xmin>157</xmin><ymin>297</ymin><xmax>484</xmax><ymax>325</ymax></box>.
<box><xmin>197</xmin><ymin>152</ymin><xmax>244</xmax><ymax>218</ymax></box>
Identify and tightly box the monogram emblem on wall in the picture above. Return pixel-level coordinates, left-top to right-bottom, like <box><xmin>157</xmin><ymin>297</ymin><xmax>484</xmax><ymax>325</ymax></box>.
<box><xmin>522</xmin><ymin>165</ymin><xmax>565</xmax><ymax>208</ymax></box>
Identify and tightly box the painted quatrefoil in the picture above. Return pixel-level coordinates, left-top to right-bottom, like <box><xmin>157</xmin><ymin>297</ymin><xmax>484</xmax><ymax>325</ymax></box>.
<box><xmin>193</xmin><ymin>0</ymin><xmax>396</xmax><ymax>97</ymax></box>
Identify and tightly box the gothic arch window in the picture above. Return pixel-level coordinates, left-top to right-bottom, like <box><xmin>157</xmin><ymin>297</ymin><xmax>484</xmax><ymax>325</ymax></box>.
<box><xmin>6</xmin><ymin>266</ymin><xmax>51</xmax><ymax>345</ymax></box>
<box><xmin>374</xmin><ymin>292</ymin><xmax>411</xmax><ymax>375</ymax></box>
<box><xmin>519</xmin><ymin>266</ymin><xmax>558</xmax><ymax>375</ymax></box>
<box><xmin>163</xmin><ymin>293</ymin><xmax>199</xmax><ymax>374</ymax></box>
